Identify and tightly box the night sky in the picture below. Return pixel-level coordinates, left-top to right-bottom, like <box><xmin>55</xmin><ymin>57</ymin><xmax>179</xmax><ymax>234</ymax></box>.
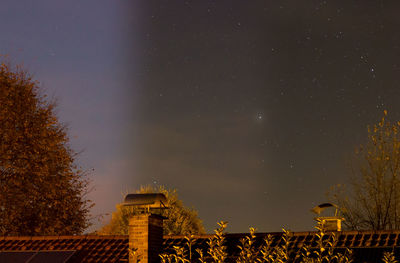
<box><xmin>2</xmin><ymin>1</ymin><xmax>400</xmax><ymax>233</ymax></box>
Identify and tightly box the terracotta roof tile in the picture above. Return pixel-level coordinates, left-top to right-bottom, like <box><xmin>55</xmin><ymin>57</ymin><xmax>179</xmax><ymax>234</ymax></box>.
<box><xmin>2</xmin><ymin>230</ymin><xmax>400</xmax><ymax>262</ymax></box>
<box><xmin>0</xmin><ymin>235</ymin><xmax>128</xmax><ymax>262</ymax></box>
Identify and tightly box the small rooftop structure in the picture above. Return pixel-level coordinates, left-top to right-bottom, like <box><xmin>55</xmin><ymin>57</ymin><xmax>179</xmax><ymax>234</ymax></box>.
<box><xmin>311</xmin><ymin>203</ymin><xmax>345</xmax><ymax>231</ymax></box>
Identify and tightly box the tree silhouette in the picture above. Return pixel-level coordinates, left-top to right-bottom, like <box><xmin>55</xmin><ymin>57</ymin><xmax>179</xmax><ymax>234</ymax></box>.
<box><xmin>99</xmin><ymin>185</ymin><xmax>205</xmax><ymax>235</ymax></box>
<box><xmin>330</xmin><ymin>111</ymin><xmax>400</xmax><ymax>230</ymax></box>
<box><xmin>0</xmin><ymin>63</ymin><xmax>92</xmax><ymax>235</ymax></box>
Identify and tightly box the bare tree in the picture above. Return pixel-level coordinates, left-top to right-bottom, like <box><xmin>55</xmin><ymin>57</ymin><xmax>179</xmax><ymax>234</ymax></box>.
<box><xmin>330</xmin><ymin>110</ymin><xmax>400</xmax><ymax>230</ymax></box>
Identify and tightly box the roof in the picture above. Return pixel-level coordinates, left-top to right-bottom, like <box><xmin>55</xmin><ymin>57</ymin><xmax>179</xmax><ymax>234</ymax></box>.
<box><xmin>0</xmin><ymin>235</ymin><xmax>128</xmax><ymax>262</ymax></box>
<box><xmin>163</xmin><ymin>230</ymin><xmax>400</xmax><ymax>250</ymax></box>
<box><xmin>1</xmin><ymin>230</ymin><xmax>400</xmax><ymax>262</ymax></box>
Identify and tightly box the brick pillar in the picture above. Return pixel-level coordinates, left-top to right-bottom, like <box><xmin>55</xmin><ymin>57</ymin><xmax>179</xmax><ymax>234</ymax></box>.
<box><xmin>129</xmin><ymin>213</ymin><xmax>164</xmax><ymax>263</ymax></box>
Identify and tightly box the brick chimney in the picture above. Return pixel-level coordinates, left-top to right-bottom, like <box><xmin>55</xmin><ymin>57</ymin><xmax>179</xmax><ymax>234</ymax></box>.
<box><xmin>124</xmin><ymin>193</ymin><xmax>167</xmax><ymax>263</ymax></box>
<box><xmin>128</xmin><ymin>213</ymin><xmax>164</xmax><ymax>263</ymax></box>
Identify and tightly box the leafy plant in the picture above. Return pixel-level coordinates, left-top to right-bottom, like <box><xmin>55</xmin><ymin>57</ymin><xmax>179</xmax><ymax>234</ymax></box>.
<box><xmin>383</xmin><ymin>251</ymin><xmax>397</xmax><ymax>263</ymax></box>
<box><xmin>236</xmin><ymin>227</ymin><xmax>258</xmax><ymax>263</ymax></box>
<box><xmin>298</xmin><ymin>219</ymin><xmax>352</xmax><ymax>263</ymax></box>
<box><xmin>257</xmin><ymin>234</ymin><xmax>275</xmax><ymax>263</ymax></box>
<box><xmin>207</xmin><ymin>221</ymin><xmax>228</xmax><ymax>263</ymax></box>
<box><xmin>160</xmin><ymin>219</ymin><xmax>400</xmax><ymax>263</ymax></box>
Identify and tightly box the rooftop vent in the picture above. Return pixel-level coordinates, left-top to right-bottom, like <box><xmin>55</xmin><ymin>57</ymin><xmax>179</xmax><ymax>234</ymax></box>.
<box><xmin>123</xmin><ymin>193</ymin><xmax>168</xmax><ymax>215</ymax></box>
<box><xmin>311</xmin><ymin>203</ymin><xmax>344</xmax><ymax>231</ymax></box>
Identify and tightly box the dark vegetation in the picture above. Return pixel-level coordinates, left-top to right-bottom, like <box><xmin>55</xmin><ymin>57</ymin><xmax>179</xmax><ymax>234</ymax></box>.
<box><xmin>0</xmin><ymin>63</ymin><xmax>92</xmax><ymax>235</ymax></box>
<box><xmin>99</xmin><ymin>185</ymin><xmax>205</xmax><ymax>235</ymax></box>
<box><xmin>330</xmin><ymin>111</ymin><xmax>400</xmax><ymax>230</ymax></box>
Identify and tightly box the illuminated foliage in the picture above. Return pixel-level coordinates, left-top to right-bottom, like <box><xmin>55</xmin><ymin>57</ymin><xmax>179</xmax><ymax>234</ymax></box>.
<box><xmin>330</xmin><ymin>111</ymin><xmax>400</xmax><ymax>230</ymax></box>
<box><xmin>99</xmin><ymin>185</ymin><xmax>205</xmax><ymax>235</ymax></box>
<box><xmin>0</xmin><ymin>63</ymin><xmax>92</xmax><ymax>235</ymax></box>
<box><xmin>160</xmin><ymin>221</ymin><xmax>353</xmax><ymax>263</ymax></box>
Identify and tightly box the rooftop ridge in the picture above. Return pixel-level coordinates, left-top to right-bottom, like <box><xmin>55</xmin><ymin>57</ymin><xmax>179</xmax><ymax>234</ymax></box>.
<box><xmin>163</xmin><ymin>234</ymin><xmax>214</xmax><ymax>239</ymax></box>
<box><xmin>166</xmin><ymin>229</ymin><xmax>400</xmax><ymax>239</ymax></box>
<box><xmin>0</xmin><ymin>235</ymin><xmax>128</xmax><ymax>241</ymax></box>
<box><xmin>2</xmin><ymin>229</ymin><xmax>400</xmax><ymax>241</ymax></box>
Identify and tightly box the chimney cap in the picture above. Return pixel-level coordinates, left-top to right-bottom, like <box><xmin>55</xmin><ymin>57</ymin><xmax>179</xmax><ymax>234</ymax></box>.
<box><xmin>123</xmin><ymin>193</ymin><xmax>167</xmax><ymax>209</ymax></box>
<box><xmin>311</xmin><ymin>203</ymin><xmax>337</xmax><ymax>215</ymax></box>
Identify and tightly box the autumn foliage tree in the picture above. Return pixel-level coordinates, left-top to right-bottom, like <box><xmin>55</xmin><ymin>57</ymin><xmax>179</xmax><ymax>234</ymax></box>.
<box><xmin>0</xmin><ymin>63</ymin><xmax>92</xmax><ymax>235</ymax></box>
<box><xmin>330</xmin><ymin>111</ymin><xmax>400</xmax><ymax>230</ymax></box>
<box><xmin>99</xmin><ymin>185</ymin><xmax>205</xmax><ymax>235</ymax></box>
